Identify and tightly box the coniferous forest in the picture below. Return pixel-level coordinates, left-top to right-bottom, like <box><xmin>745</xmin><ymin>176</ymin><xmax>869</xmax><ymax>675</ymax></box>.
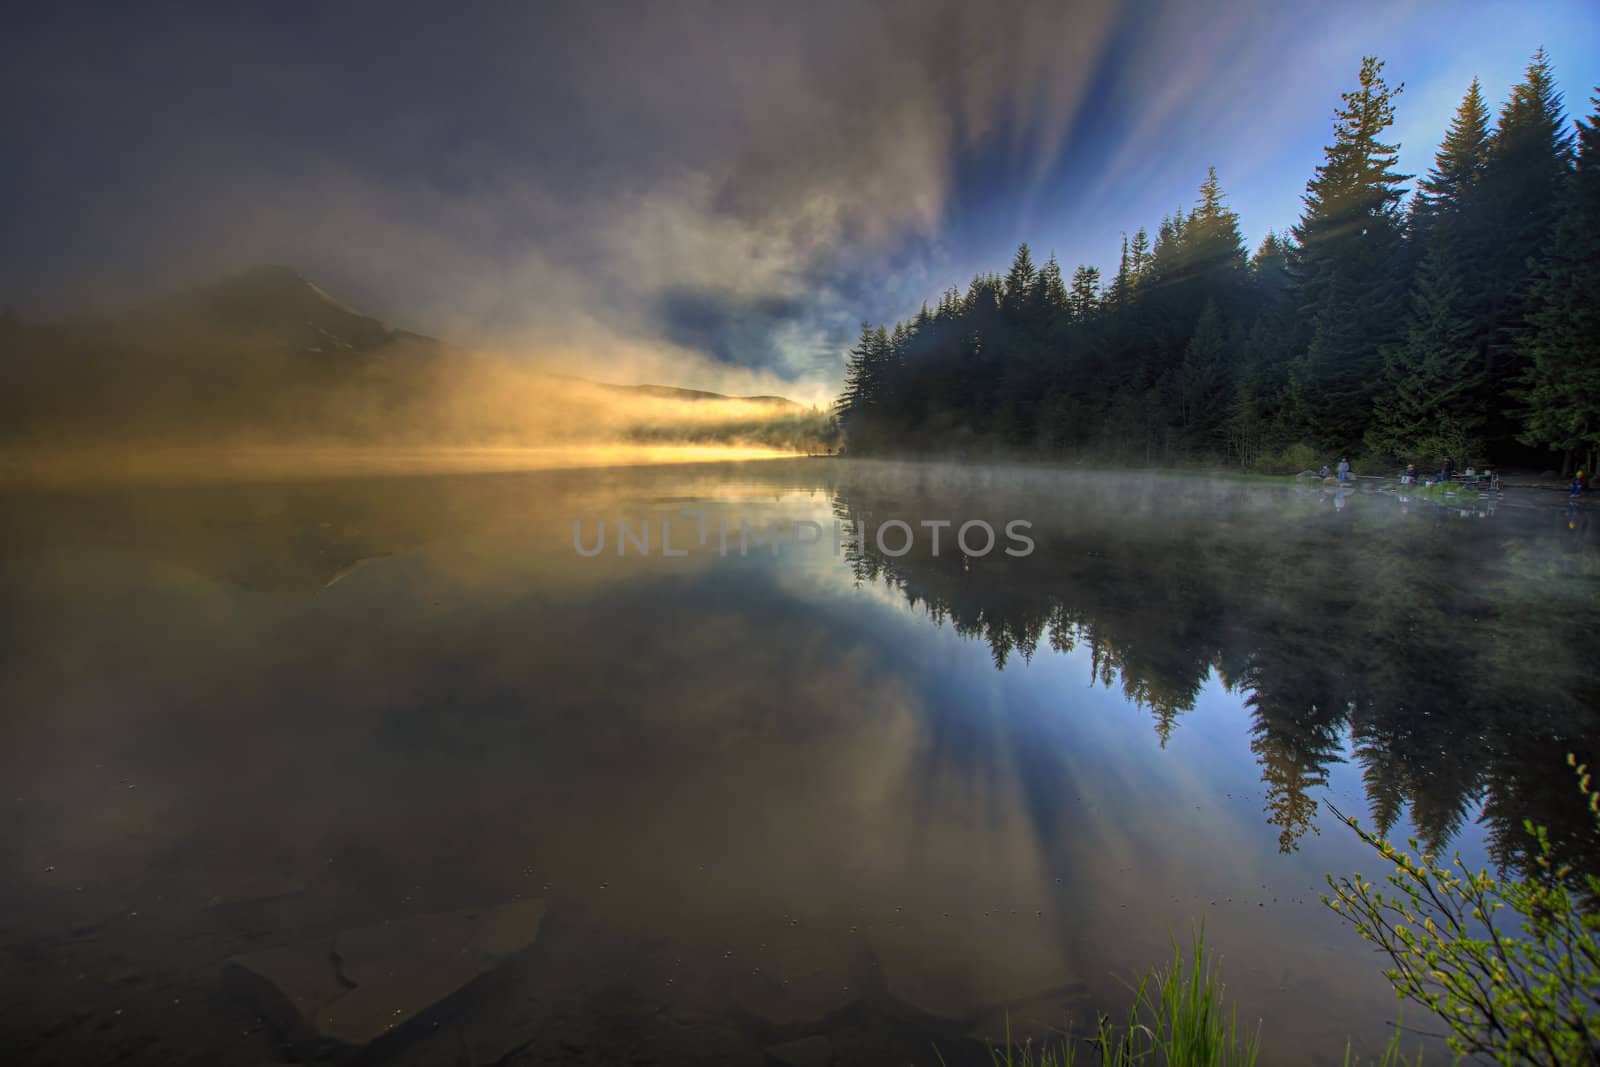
<box><xmin>836</xmin><ymin>53</ymin><xmax>1600</xmax><ymax>476</ymax></box>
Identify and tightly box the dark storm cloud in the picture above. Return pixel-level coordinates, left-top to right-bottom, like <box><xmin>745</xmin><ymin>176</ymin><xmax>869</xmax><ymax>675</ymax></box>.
<box><xmin>4</xmin><ymin>1</ymin><xmax>1597</xmax><ymax>395</ymax></box>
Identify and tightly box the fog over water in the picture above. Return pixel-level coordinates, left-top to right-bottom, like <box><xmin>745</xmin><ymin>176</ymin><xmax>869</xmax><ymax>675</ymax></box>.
<box><xmin>3</xmin><ymin>458</ymin><xmax>1595</xmax><ymax>1064</ymax></box>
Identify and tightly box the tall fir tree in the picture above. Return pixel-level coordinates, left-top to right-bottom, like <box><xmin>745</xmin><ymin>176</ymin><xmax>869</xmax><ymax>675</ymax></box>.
<box><xmin>1068</xmin><ymin>265</ymin><xmax>1102</xmax><ymax>321</ymax></box>
<box><xmin>1368</xmin><ymin>80</ymin><xmax>1495</xmax><ymax>462</ymax></box>
<box><xmin>1367</xmin><ymin>246</ymin><xmax>1486</xmax><ymax>463</ymax></box>
<box><xmin>1249</xmin><ymin>232</ymin><xmax>1292</xmax><ymax>301</ymax></box>
<box><xmin>1186</xmin><ymin>167</ymin><xmax>1248</xmax><ymax>281</ymax></box>
<box><xmin>1518</xmin><ymin>88</ymin><xmax>1600</xmax><ymax>474</ymax></box>
<box><xmin>1290</xmin><ymin>56</ymin><xmax>1412</xmax><ymax>453</ymax></box>
<box><xmin>1129</xmin><ymin>227</ymin><xmax>1152</xmax><ymax>279</ymax></box>
<box><xmin>1411</xmin><ymin>78</ymin><xmax>1491</xmax><ymax>238</ymax></box>
<box><xmin>1477</xmin><ymin>48</ymin><xmax>1576</xmax><ymax>451</ymax></box>
<box><xmin>1003</xmin><ymin>242</ymin><xmax>1038</xmax><ymax>311</ymax></box>
<box><xmin>1035</xmin><ymin>254</ymin><xmax>1069</xmax><ymax>314</ymax></box>
<box><xmin>1179</xmin><ymin>299</ymin><xmax>1230</xmax><ymax>447</ymax></box>
<box><xmin>837</xmin><ymin>321</ymin><xmax>882</xmax><ymax>421</ymax></box>
<box><xmin>1107</xmin><ymin>235</ymin><xmax>1134</xmax><ymax>306</ymax></box>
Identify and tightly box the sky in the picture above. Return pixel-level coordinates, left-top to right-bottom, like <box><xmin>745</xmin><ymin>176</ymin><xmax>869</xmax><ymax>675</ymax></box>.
<box><xmin>4</xmin><ymin>0</ymin><xmax>1598</xmax><ymax>402</ymax></box>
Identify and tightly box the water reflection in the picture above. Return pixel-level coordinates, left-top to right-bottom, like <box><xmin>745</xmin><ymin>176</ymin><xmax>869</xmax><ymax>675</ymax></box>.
<box><xmin>1</xmin><ymin>459</ymin><xmax>1595</xmax><ymax>1065</ymax></box>
<box><xmin>831</xmin><ymin>465</ymin><xmax>1600</xmax><ymax>865</ymax></box>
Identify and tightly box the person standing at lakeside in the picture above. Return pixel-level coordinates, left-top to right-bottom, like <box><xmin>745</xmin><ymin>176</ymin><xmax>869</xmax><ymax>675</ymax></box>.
<box><xmin>1336</xmin><ymin>457</ymin><xmax>1351</xmax><ymax>484</ymax></box>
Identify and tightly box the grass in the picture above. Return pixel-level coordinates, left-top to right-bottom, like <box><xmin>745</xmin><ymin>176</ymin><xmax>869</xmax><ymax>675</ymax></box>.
<box><xmin>944</xmin><ymin>933</ymin><xmax>1425</xmax><ymax>1067</ymax></box>
<box><xmin>946</xmin><ymin>933</ymin><xmax>1262</xmax><ymax>1067</ymax></box>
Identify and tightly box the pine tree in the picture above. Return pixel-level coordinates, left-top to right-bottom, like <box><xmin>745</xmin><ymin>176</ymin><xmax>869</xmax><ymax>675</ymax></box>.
<box><xmin>1187</xmin><ymin>167</ymin><xmax>1248</xmax><ymax>280</ymax></box>
<box><xmin>1518</xmin><ymin>88</ymin><xmax>1600</xmax><ymax>473</ymax></box>
<box><xmin>1129</xmin><ymin>227</ymin><xmax>1152</xmax><ymax>279</ymax></box>
<box><xmin>1225</xmin><ymin>320</ymin><xmax>1277</xmax><ymax>470</ymax></box>
<box><xmin>1003</xmin><ymin>242</ymin><xmax>1037</xmax><ymax>311</ymax></box>
<box><xmin>1412</xmin><ymin>78</ymin><xmax>1491</xmax><ymax>238</ymax></box>
<box><xmin>1250</xmin><ymin>232</ymin><xmax>1292</xmax><ymax>300</ymax></box>
<box><xmin>1367</xmin><ymin>80</ymin><xmax>1495</xmax><ymax>463</ymax></box>
<box><xmin>1291</xmin><ymin>56</ymin><xmax>1412</xmax><ymax>453</ymax></box>
<box><xmin>837</xmin><ymin>322</ymin><xmax>884</xmax><ymax>423</ymax></box>
<box><xmin>1107</xmin><ymin>235</ymin><xmax>1134</xmax><ymax>306</ymax></box>
<box><xmin>1478</xmin><ymin>49</ymin><xmax>1576</xmax><ymax>450</ymax></box>
<box><xmin>1367</xmin><ymin>245</ymin><xmax>1486</xmax><ymax>463</ymax></box>
<box><xmin>1036</xmin><ymin>254</ymin><xmax>1068</xmax><ymax>314</ymax></box>
<box><xmin>1068</xmin><ymin>265</ymin><xmax>1101</xmax><ymax>321</ymax></box>
<box><xmin>1180</xmin><ymin>299</ymin><xmax>1229</xmax><ymax>449</ymax></box>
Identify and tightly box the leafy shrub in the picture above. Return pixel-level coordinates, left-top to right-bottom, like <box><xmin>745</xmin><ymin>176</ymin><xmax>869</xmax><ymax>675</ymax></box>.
<box><xmin>1266</xmin><ymin>442</ymin><xmax>1318</xmax><ymax>474</ymax></box>
<box><xmin>1323</xmin><ymin>756</ymin><xmax>1600</xmax><ymax>1065</ymax></box>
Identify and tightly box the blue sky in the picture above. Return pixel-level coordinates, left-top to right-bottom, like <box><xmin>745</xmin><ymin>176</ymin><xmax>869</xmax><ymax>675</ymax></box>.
<box><xmin>4</xmin><ymin>1</ymin><xmax>1597</xmax><ymax>400</ymax></box>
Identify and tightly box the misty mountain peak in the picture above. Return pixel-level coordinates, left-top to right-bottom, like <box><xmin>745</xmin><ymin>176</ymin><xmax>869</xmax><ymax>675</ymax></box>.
<box><xmin>152</xmin><ymin>265</ymin><xmax>398</xmax><ymax>353</ymax></box>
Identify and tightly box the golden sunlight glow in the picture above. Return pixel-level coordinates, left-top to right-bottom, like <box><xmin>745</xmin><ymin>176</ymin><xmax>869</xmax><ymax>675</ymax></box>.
<box><xmin>0</xmin><ymin>444</ymin><xmax>804</xmax><ymax>486</ymax></box>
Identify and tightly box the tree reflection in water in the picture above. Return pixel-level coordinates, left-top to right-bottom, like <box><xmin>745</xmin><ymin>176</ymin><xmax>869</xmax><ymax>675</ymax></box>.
<box><xmin>831</xmin><ymin>470</ymin><xmax>1600</xmax><ymax>867</ymax></box>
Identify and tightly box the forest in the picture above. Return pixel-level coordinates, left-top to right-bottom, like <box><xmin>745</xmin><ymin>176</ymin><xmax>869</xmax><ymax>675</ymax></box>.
<box><xmin>835</xmin><ymin>52</ymin><xmax>1600</xmax><ymax>476</ymax></box>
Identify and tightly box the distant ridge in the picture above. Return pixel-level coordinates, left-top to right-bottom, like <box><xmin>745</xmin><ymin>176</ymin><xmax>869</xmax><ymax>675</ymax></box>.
<box><xmin>128</xmin><ymin>264</ymin><xmax>426</xmax><ymax>355</ymax></box>
<box><xmin>164</xmin><ymin>268</ymin><xmax>807</xmax><ymax>406</ymax></box>
<box><xmin>0</xmin><ymin>264</ymin><xmax>835</xmax><ymax>452</ymax></box>
<box><xmin>130</xmin><ymin>268</ymin><xmax>804</xmax><ymax>407</ymax></box>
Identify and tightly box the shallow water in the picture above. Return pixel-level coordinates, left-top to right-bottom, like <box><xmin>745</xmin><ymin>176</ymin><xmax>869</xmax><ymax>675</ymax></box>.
<box><xmin>2</xmin><ymin>459</ymin><xmax>1597</xmax><ymax>1065</ymax></box>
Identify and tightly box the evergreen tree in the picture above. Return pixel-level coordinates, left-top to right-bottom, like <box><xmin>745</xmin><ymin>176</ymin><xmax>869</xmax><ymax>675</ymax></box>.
<box><xmin>1003</xmin><ymin>242</ymin><xmax>1038</xmax><ymax>311</ymax></box>
<box><xmin>1412</xmin><ymin>78</ymin><xmax>1491</xmax><ymax>238</ymax></box>
<box><xmin>1249</xmin><ymin>232</ymin><xmax>1292</xmax><ymax>301</ymax></box>
<box><xmin>1225</xmin><ymin>319</ymin><xmax>1277</xmax><ymax>469</ymax></box>
<box><xmin>1518</xmin><ymin>88</ymin><xmax>1600</xmax><ymax>473</ymax></box>
<box><xmin>1129</xmin><ymin>227</ymin><xmax>1152</xmax><ymax>279</ymax></box>
<box><xmin>1036</xmin><ymin>254</ymin><xmax>1069</xmax><ymax>314</ymax></box>
<box><xmin>1179</xmin><ymin>299</ymin><xmax>1229</xmax><ymax>448</ymax></box>
<box><xmin>1107</xmin><ymin>235</ymin><xmax>1134</xmax><ymax>306</ymax></box>
<box><xmin>837</xmin><ymin>322</ymin><xmax>886</xmax><ymax>424</ymax></box>
<box><xmin>1478</xmin><ymin>49</ymin><xmax>1576</xmax><ymax>450</ymax></box>
<box><xmin>1068</xmin><ymin>265</ymin><xmax>1101</xmax><ymax>321</ymax></box>
<box><xmin>1291</xmin><ymin>56</ymin><xmax>1412</xmax><ymax>453</ymax></box>
<box><xmin>1368</xmin><ymin>80</ymin><xmax>1496</xmax><ymax>463</ymax></box>
<box><xmin>1367</xmin><ymin>245</ymin><xmax>1486</xmax><ymax>462</ymax></box>
<box><xmin>1186</xmin><ymin>167</ymin><xmax>1248</xmax><ymax>282</ymax></box>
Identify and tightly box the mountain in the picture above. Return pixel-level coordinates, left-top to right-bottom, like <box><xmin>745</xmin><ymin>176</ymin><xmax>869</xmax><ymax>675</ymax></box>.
<box><xmin>0</xmin><ymin>267</ymin><xmax>823</xmax><ymax>451</ymax></box>
<box><xmin>144</xmin><ymin>265</ymin><xmax>393</xmax><ymax>345</ymax></box>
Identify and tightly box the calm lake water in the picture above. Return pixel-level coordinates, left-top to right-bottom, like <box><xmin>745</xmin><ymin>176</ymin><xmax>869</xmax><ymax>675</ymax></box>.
<box><xmin>3</xmin><ymin>458</ymin><xmax>1597</xmax><ymax>1065</ymax></box>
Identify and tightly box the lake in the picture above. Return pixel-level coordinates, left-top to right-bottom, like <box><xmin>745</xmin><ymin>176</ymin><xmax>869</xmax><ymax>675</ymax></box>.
<box><xmin>2</xmin><ymin>458</ymin><xmax>1596</xmax><ymax>1065</ymax></box>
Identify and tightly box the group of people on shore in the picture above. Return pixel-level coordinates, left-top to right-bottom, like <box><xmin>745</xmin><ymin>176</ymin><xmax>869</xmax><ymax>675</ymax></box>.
<box><xmin>1318</xmin><ymin>456</ymin><xmax>1472</xmax><ymax>486</ymax></box>
<box><xmin>1317</xmin><ymin>457</ymin><xmax>1353</xmax><ymax>483</ymax></box>
<box><xmin>1396</xmin><ymin>456</ymin><xmax>1493</xmax><ymax>488</ymax></box>
<box><xmin>1312</xmin><ymin>456</ymin><xmax>1593</xmax><ymax>498</ymax></box>
<box><xmin>1399</xmin><ymin>460</ymin><xmax>1446</xmax><ymax>485</ymax></box>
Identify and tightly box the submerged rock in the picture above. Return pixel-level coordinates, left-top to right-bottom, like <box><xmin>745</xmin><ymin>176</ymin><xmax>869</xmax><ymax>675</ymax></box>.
<box><xmin>221</xmin><ymin>898</ymin><xmax>546</xmax><ymax>1053</ymax></box>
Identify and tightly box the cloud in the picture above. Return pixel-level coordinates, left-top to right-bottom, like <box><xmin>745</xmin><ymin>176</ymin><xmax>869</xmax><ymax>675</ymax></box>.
<box><xmin>2</xmin><ymin>1</ymin><xmax>1131</xmax><ymax>394</ymax></box>
<box><xmin>7</xmin><ymin>0</ymin><xmax>1594</xmax><ymax>398</ymax></box>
